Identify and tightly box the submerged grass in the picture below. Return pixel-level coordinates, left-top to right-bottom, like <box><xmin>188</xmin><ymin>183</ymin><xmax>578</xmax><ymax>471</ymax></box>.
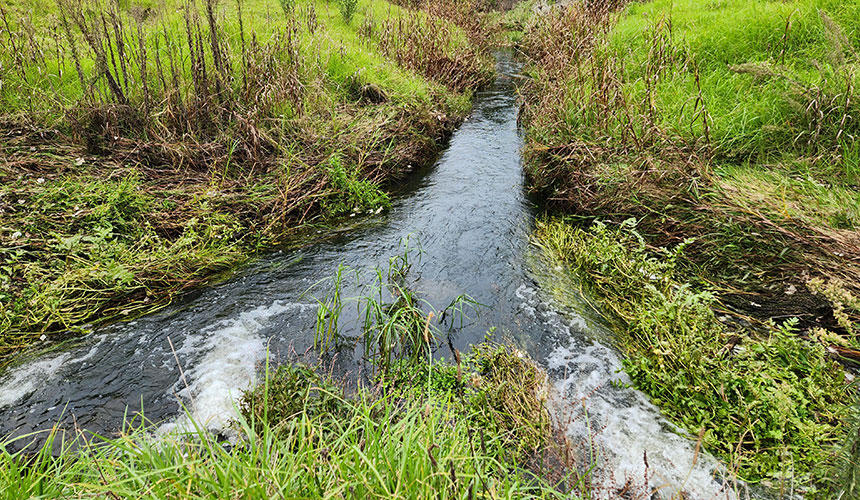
<box><xmin>0</xmin><ymin>0</ymin><xmax>491</xmax><ymax>363</ymax></box>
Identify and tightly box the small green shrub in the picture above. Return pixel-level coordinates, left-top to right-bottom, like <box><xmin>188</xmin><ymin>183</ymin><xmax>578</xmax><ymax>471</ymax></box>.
<box><xmin>322</xmin><ymin>154</ymin><xmax>390</xmax><ymax>217</ymax></box>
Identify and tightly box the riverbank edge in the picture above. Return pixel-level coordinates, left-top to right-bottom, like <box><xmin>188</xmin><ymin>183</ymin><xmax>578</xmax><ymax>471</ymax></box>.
<box><xmin>515</xmin><ymin>0</ymin><xmax>860</xmax><ymax>494</ymax></box>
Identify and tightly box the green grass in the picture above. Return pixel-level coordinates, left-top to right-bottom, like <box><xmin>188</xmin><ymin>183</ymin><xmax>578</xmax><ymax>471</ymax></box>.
<box><xmin>610</xmin><ymin>0</ymin><xmax>860</xmax><ymax>159</ymax></box>
<box><xmin>0</xmin><ymin>375</ymin><xmax>566</xmax><ymax>498</ymax></box>
<box><xmin>0</xmin><ymin>174</ymin><xmax>253</xmax><ymax>346</ymax></box>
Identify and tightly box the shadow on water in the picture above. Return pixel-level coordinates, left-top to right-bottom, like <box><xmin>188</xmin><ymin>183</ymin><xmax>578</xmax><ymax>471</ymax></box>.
<box><xmin>0</xmin><ymin>50</ymin><xmax>746</xmax><ymax>498</ymax></box>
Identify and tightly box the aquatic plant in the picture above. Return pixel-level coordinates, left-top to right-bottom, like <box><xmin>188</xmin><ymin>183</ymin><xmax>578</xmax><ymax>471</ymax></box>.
<box><xmin>310</xmin><ymin>243</ymin><xmax>479</xmax><ymax>372</ymax></box>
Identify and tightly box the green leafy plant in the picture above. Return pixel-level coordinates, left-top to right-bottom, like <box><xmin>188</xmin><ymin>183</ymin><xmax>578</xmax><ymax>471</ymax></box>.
<box><xmin>533</xmin><ymin>217</ymin><xmax>850</xmax><ymax>488</ymax></box>
<box><xmin>322</xmin><ymin>154</ymin><xmax>390</xmax><ymax>217</ymax></box>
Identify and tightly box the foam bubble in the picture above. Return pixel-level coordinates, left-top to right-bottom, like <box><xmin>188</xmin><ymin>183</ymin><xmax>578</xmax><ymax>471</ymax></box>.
<box><xmin>0</xmin><ymin>353</ymin><xmax>72</xmax><ymax>408</ymax></box>
<box><xmin>158</xmin><ymin>301</ymin><xmax>315</xmax><ymax>437</ymax></box>
<box><xmin>0</xmin><ymin>335</ymin><xmax>108</xmax><ymax>408</ymax></box>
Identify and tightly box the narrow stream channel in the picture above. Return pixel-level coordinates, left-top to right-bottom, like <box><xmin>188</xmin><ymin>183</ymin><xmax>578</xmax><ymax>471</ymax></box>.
<box><xmin>1</xmin><ymin>52</ymin><xmax>742</xmax><ymax>498</ymax></box>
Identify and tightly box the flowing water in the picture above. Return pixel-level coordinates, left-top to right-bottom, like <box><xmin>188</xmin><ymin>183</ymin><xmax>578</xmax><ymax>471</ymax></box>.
<box><xmin>1</xmin><ymin>52</ymin><xmax>744</xmax><ymax>498</ymax></box>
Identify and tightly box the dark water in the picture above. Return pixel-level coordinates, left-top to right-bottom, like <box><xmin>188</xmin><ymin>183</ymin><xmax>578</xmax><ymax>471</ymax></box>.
<box><xmin>0</xmin><ymin>52</ymin><xmax>740</xmax><ymax>499</ymax></box>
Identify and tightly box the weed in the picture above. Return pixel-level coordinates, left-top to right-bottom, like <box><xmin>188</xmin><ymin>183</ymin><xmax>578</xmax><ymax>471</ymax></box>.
<box><xmin>322</xmin><ymin>154</ymin><xmax>390</xmax><ymax>217</ymax></box>
<box><xmin>239</xmin><ymin>362</ymin><xmax>350</xmax><ymax>433</ymax></box>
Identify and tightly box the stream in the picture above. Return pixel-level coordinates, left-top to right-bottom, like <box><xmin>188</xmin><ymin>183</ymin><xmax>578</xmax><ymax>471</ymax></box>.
<box><xmin>1</xmin><ymin>51</ymin><xmax>743</xmax><ymax>499</ymax></box>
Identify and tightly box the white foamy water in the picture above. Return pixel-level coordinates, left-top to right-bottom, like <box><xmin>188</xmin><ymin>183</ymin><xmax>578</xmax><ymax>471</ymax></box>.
<box><xmin>0</xmin><ymin>353</ymin><xmax>73</xmax><ymax>408</ymax></box>
<box><xmin>516</xmin><ymin>285</ymin><xmax>745</xmax><ymax>499</ymax></box>
<box><xmin>158</xmin><ymin>300</ymin><xmax>315</xmax><ymax>437</ymax></box>
<box><xmin>0</xmin><ymin>336</ymin><xmax>106</xmax><ymax>409</ymax></box>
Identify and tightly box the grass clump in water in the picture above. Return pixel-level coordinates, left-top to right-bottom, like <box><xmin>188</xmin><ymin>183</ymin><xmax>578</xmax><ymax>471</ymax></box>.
<box><xmin>322</xmin><ymin>153</ymin><xmax>390</xmax><ymax>217</ymax></box>
<box><xmin>533</xmin><ymin>217</ymin><xmax>850</xmax><ymax>492</ymax></box>
<box><xmin>381</xmin><ymin>341</ymin><xmax>551</xmax><ymax>461</ymax></box>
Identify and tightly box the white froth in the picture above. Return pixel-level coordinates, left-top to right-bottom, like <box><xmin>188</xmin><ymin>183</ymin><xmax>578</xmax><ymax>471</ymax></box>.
<box><xmin>0</xmin><ymin>353</ymin><xmax>72</xmax><ymax>408</ymax></box>
<box><xmin>0</xmin><ymin>334</ymin><xmax>108</xmax><ymax>408</ymax></box>
<box><xmin>158</xmin><ymin>301</ymin><xmax>314</xmax><ymax>437</ymax></box>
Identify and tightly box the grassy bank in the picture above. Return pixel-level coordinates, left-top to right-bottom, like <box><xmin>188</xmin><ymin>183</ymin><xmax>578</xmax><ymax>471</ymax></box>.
<box><xmin>520</xmin><ymin>0</ymin><xmax>860</xmax><ymax>494</ymax></box>
<box><xmin>0</xmin><ymin>0</ymin><xmax>493</xmax><ymax>364</ymax></box>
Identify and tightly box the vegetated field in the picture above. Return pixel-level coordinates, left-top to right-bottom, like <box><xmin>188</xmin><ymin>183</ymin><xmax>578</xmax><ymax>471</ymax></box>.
<box><xmin>0</xmin><ymin>0</ymin><xmax>493</xmax><ymax>364</ymax></box>
<box><xmin>521</xmin><ymin>0</ymin><xmax>860</xmax><ymax>494</ymax></box>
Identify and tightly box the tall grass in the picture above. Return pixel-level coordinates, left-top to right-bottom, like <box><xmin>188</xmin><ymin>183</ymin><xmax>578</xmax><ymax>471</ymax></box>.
<box><xmin>0</xmin><ymin>392</ymin><xmax>568</xmax><ymax>498</ymax></box>
<box><xmin>359</xmin><ymin>6</ymin><xmax>494</xmax><ymax>93</ymax></box>
<box><xmin>0</xmin><ymin>0</ymin><xmax>484</xmax><ymax>168</ymax></box>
